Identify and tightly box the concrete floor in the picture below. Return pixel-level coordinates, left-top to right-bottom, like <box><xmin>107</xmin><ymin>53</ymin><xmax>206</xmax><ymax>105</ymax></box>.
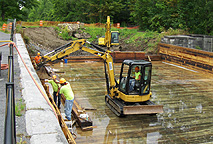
<box><xmin>52</xmin><ymin>61</ymin><xmax>213</xmax><ymax>143</ymax></box>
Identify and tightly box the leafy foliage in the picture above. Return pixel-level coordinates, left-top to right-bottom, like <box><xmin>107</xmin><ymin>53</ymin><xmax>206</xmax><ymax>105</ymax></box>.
<box><xmin>130</xmin><ymin>0</ymin><xmax>212</xmax><ymax>35</ymax></box>
<box><xmin>0</xmin><ymin>0</ymin><xmax>38</xmax><ymax>21</ymax></box>
<box><xmin>0</xmin><ymin>0</ymin><xmax>212</xmax><ymax>35</ymax></box>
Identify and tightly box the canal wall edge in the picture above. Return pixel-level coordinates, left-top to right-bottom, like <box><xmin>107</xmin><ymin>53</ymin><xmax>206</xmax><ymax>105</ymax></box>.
<box><xmin>15</xmin><ymin>33</ymin><xmax>68</xmax><ymax>144</ymax></box>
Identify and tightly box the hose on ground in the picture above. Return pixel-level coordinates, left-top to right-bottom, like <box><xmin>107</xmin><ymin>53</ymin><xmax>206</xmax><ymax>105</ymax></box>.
<box><xmin>6</xmin><ymin>42</ymin><xmax>58</xmax><ymax>120</ymax></box>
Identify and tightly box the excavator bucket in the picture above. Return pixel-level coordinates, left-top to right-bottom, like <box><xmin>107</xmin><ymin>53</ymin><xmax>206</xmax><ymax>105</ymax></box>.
<box><xmin>123</xmin><ymin>105</ymin><xmax>163</xmax><ymax>115</ymax></box>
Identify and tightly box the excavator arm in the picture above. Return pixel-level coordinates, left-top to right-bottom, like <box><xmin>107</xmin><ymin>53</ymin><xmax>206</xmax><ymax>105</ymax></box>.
<box><xmin>37</xmin><ymin>39</ymin><xmax>117</xmax><ymax>95</ymax></box>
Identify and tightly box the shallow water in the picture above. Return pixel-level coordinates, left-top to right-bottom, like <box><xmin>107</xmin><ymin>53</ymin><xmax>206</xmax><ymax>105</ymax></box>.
<box><xmin>52</xmin><ymin>61</ymin><xmax>213</xmax><ymax>144</ymax></box>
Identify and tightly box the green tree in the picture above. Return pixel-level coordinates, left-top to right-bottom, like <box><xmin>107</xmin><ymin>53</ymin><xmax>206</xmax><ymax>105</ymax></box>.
<box><xmin>0</xmin><ymin>0</ymin><xmax>38</xmax><ymax>21</ymax></box>
<box><xmin>178</xmin><ymin>0</ymin><xmax>213</xmax><ymax>34</ymax></box>
<box><xmin>130</xmin><ymin>0</ymin><xmax>212</xmax><ymax>34</ymax></box>
<box><xmin>27</xmin><ymin>0</ymin><xmax>54</xmax><ymax>21</ymax></box>
<box><xmin>51</xmin><ymin>0</ymin><xmax>125</xmax><ymax>23</ymax></box>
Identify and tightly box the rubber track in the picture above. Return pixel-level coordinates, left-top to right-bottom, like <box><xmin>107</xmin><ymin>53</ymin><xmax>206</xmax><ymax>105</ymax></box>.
<box><xmin>105</xmin><ymin>95</ymin><xmax>124</xmax><ymax>117</ymax></box>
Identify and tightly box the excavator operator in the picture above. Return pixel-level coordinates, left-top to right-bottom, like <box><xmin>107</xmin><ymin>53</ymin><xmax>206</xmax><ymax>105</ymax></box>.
<box><xmin>129</xmin><ymin>66</ymin><xmax>141</xmax><ymax>92</ymax></box>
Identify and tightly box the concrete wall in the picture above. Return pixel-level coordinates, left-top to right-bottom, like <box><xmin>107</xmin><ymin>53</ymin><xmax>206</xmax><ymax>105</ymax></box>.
<box><xmin>15</xmin><ymin>34</ymin><xmax>68</xmax><ymax>144</ymax></box>
<box><xmin>161</xmin><ymin>35</ymin><xmax>213</xmax><ymax>52</ymax></box>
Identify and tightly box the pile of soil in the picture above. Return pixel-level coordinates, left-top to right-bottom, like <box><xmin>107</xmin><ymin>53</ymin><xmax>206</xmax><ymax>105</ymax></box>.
<box><xmin>23</xmin><ymin>27</ymin><xmax>68</xmax><ymax>53</ymax></box>
<box><xmin>22</xmin><ymin>26</ymin><xmax>154</xmax><ymax>56</ymax></box>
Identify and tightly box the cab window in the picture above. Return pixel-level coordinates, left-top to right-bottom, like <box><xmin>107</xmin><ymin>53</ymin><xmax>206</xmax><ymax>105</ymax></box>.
<box><xmin>140</xmin><ymin>66</ymin><xmax>151</xmax><ymax>95</ymax></box>
<box><xmin>111</xmin><ymin>32</ymin><xmax>119</xmax><ymax>43</ymax></box>
<box><xmin>119</xmin><ymin>64</ymin><xmax>129</xmax><ymax>92</ymax></box>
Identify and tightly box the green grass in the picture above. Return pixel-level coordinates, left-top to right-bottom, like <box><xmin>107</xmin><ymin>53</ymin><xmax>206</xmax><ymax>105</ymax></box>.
<box><xmin>55</xmin><ymin>26</ymin><xmax>77</xmax><ymax>40</ymax></box>
<box><xmin>17</xmin><ymin>136</ymin><xmax>27</xmax><ymax>144</ymax></box>
<box><xmin>15</xmin><ymin>98</ymin><xmax>25</xmax><ymax>116</ymax></box>
<box><xmin>53</xmin><ymin>25</ymin><xmax>188</xmax><ymax>53</ymax></box>
<box><xmin>24</xmin><ymin>26</ymin><xmax>41</xmax><ymax>28</ymax></box>
<box><xmin>84</xmin><ymin>26</ymin><xmax>105</xmax><ymax>42</ymax></box>
<box><xmin>195</xmin><ymin>46</ymin><xmax>202</xmax><ymax>50</ymax></box>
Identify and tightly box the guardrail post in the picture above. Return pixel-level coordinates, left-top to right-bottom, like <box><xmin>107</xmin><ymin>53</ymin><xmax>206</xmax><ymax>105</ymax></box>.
<box><xmin>4</xmin><ymin>82</ymin><xmax>16</xmax><ymax>144</ymax></box>
<box><xmin>10</xmin><ymin>23</ymin><xmax>14</xmax><ymax>41</ymax></box>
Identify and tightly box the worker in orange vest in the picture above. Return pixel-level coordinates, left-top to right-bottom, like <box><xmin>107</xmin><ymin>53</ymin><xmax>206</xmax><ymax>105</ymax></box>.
<box><xmin>34</xmin><ymin>52</ymin><xmax>41</xmax><ymax>64</ymax></box>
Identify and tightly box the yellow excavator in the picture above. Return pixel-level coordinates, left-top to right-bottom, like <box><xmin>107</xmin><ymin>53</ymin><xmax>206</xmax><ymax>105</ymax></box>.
<box><xmin>37</xmin><ymin>39</ymin><xmax>163</xmax><ymax>116</ymax></box>
<box><xmin>98</xmin><ymin>16</ymin><xmax>119</xmax><ymax>49</ymax></box>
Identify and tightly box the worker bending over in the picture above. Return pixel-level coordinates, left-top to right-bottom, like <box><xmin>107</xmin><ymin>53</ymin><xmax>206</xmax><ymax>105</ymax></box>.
<box><xmin>34</xmin><ymin>52</ymin><xmax>41</xmax><ymax>64</ymax></box>
<box><xmin>129</xmin><ymin>66</ymin><xmax>141</xmax><ymax>92</ymax></box>
<box><xmin>46</xmin><ymin>75</ymin><xmax>61</xmax><ymax>109</ymax></box>
<box><xmin>59</xmin><ymin>78</ymin><xmax>74</xmax><ymax>121</ymax></box>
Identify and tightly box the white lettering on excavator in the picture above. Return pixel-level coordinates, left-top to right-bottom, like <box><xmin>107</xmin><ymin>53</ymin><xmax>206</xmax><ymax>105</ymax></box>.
<box><xmin>109</xmin><ymin>62</ymin><xmax>113</xmax><ymax>71</ymax></box>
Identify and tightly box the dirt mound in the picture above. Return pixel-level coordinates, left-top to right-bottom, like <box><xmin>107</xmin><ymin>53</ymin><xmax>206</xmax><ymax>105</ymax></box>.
<box><xmin>23</xmin><ymin>27</ymin><xmax>156</xmax><ymax>56</ymax></box>
<box><xmin>24</xmin><ymin>27</ymin><xmax>68</xmax><ymax>53</ymax></box>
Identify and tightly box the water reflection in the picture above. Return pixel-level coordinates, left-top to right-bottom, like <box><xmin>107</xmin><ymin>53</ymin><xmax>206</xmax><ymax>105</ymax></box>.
<box><xmin>196</xmin><ymin>104</ymin><xmax>203</xmax><ymax>113</ymax></box>
<box><xmin>147</xmin><ymin>132</ymin><xmax>162</xmax><ymax>144</ymax></box>
<box><xmin>103</xmin><ymin>108</ymin><xmax>162</xmax><ymax>144</ymax></box>
<box><xmin>52</xmin><ymin>61</ymin><xmax>213</xmax><ymax>143</ymax></box>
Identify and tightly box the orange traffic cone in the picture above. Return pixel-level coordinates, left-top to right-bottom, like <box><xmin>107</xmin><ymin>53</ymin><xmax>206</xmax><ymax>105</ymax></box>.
<box><xmin>117</xmin><ymin>23</ymin><xmax>120</xmax><ymax>29</ymax></box>
<box><xmin>2</xmin><ymin>23</ymin><xmax>6</xmax><ymax>31</ymax></box>
<box><xmin>40</xmin><ymin>20</ymin><xmax>43</xmax><ymax>27</ymax></box>
<box><xmin>9</xmin><ymin>23</ymin><xmax>12</xmax><ymax>30</ymax></box>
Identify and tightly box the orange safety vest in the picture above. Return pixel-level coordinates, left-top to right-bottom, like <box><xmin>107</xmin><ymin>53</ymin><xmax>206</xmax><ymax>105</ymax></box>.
<box><xmin>34</xmin><ymin>56</ymin><xmax>41</xmax><ymax>64</ymax></box>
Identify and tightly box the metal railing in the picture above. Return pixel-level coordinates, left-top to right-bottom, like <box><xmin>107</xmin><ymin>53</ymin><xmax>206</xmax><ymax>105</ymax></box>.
<box><xmin>4</xmin><ymin>22</ymin><xmax>16</xmax><ymax>144</ymax></box>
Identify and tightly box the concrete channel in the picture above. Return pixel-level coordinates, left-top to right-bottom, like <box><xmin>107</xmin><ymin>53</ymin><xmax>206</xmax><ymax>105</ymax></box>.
<box><xmin>51</xmin><ymin>61</ymin><xmax>213</xmax><ymax>143</ymax></box>
<box><xmin>3</xmin><ymin>33</ymin><xmax>212</xmax><ymax>143</ymax></box>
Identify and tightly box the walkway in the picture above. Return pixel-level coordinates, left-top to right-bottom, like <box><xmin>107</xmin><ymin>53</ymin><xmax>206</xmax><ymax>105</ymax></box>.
<box><xmin>0</xmin><ymin>32</ymin><xmax>68</xmax><ymax>143</ymax></box>
<box><xmin>0</xmin><ymin>32</ymin><xmax>10</xmax><ymax>144</ymax></box>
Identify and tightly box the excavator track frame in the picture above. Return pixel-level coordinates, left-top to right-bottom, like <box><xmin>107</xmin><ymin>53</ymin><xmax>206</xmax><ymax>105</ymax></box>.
<box><xmin>105</xmin><ymin>95</ymin><xmax>124</xmax><ymax>117</ymax></box>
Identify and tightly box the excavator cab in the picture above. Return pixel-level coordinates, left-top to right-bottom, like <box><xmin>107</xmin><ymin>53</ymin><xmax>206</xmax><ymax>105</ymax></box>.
<box><xmin>119</xmin><ymin>60</ymin><xmax>152</xmax><ymax>95</ymax></box>
<box><xmin>111</xmin><ymin>31</ymin><xmax>119</xmax><ymax>45</ymax></box>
